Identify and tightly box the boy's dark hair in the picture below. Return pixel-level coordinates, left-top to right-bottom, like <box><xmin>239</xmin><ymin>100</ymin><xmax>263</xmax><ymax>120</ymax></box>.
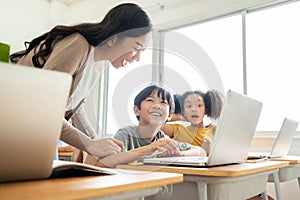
<box><xmin>180</xmin><ymin>90</ymin><xmax>224</xmax><ymax>120</ymax></box>
<box><xmin>173</xmin><ymin>94</ymin><xmax>182</xmax><ymax>114</ymax></box>
<box><xmin>134</xmin><ymin>84</ymin><xmax>175</xmax><ymax>121</ymax></box>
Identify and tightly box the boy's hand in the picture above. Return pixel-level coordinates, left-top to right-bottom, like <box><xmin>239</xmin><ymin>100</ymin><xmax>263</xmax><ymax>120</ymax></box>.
<box><xmin>153</xmin><ymin>138</ymin><xmax>181</xmax><ymax>157</ymax></box>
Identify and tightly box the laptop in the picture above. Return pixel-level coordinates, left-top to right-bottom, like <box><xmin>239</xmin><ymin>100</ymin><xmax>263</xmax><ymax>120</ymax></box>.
<box><xmin>0</xmin><ymin>62</ymin><xmax>72</xmax><ymax>182</ymax></box>
<box><xmin>248</xmin><ymin>117</ymin><xmax>298</xmax><ymax>159</ymax></box>
<box><xmin>0</xmin><ymin>63</ymin><xmax>118</xmax><ymax>183</ymax></box>
<box><xmin>143</xmin><ymin>90</ymin><xmax>263</xmax><ymax>167</ymax></box>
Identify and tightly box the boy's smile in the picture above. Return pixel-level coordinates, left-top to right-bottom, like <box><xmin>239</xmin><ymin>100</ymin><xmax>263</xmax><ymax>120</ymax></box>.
<box><xmin>135</xmin><ymin>91</ymin><xmax>170</xmax><ymax>127</ymax></box>
<box><xmin>149</xmin><ymin>111</ymin><xmax>162</xmax><ymax>117</ymax></box>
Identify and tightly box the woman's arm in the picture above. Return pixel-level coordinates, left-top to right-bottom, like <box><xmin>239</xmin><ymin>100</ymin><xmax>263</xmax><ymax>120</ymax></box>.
<box><xmin>61</xmin><ymin>119</ymin><xmax>123</xmax><ymax>157</ymax></box>
<box><xmin>71</xmin><ymin>101</ymin><xmax>97</xmax><ymax>139</ymax></box>
<box><xmin>60</xmin><ymin>118</ymin><xmax>92</xmax><ymax>153</ymax></box>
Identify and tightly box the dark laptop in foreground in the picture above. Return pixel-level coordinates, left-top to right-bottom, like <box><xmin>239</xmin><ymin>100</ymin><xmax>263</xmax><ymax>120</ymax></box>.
<box><xmin>143</xmin><ymin>90</ymin><xmax>263</xmax><ymax>167</ymax></box>
<box><xmin>0</xmin><ymin>63</ymin><xmax>113</xmax><ymax>183</ymax></box>
<box><xmin>248</xmin><ymin>117</ymin><xmax>298</xmax><ymax>159</ymax></box>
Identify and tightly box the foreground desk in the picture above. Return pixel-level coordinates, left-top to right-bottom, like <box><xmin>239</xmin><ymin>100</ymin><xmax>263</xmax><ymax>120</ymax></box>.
<box><xmin>269</xmin><ymin>156</ymin><xmax>300</xmax><ymax>188</ymax></box>
<box><xmin>0</xmin><ymin>169</ymin><xmax>183</xmax><ymax>200</ymax></box>
<box><xmin>117</xmin><ymin>161</ymin><xmax>288</xmax><ymax>200</ymax></box>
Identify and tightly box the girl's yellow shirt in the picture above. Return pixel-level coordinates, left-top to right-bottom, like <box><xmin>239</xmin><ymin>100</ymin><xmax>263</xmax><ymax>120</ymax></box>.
<box><xmin>171</xmin><ymin>124</ymin><xmax>216</xmax><ymax>146</ymax></box>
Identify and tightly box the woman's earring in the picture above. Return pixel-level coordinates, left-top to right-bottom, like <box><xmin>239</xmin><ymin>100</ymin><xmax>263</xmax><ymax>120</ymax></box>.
<box><xmin>107</xmin><ymin>37</ymin><xmax>117</xmax><ymax>47</ymax></box>
<box><xmin>107</xmin><ymin>40</ymin><xmax>113</xmax><ymax>47</ymax></box>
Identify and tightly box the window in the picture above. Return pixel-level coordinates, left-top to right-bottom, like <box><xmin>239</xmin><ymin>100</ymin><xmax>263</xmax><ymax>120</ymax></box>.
<box><xmin>162</xmin><ymin>1</ymin><xmax>300</xmax><ymax>131</ymax></box>
<box><xmin>163</xmin><ymin>15</ymin><xmax>243</xmax><ymax>95</ymax></box>
<box><xmin>103</xmin><ymin>49</ymin><xmax>153</xmax><ymax>136</ymax></box>
<box><xmin>98</xmin><ymin>1</ymin><xmax>300</xmax><ymax>136</ymax></box>
<box><xmin>161</xmin><ymin>15</ymin><xmax>243</xmax><ymax>127</ymax></box>
<box><xmin>247</xmin><ymin>2</ymin><xmax>300</xmax><ymax>131</ymax></box>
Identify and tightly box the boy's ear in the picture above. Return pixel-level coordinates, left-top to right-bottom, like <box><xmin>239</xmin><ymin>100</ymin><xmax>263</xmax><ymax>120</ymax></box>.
<box><xmin>133</xmin><ymin>105</ymin><xmax>140</xmax><ymax>117</ymax></box>
<box><xmin>166</xmin><ymin>113</ymin><xmax>173</xmax><ymax>122</ymax></box>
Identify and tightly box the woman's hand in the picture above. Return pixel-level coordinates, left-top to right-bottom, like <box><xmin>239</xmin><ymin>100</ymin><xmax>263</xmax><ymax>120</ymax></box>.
<box><xmin>86</xmin><ymin>138</ymin><xmax>124</xmax><ymax>157</ymax></box>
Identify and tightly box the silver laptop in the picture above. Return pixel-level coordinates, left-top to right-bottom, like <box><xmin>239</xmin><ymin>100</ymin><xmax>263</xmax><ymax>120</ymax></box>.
<box><xmin>143</xmin><ymin>90</ymin><xmax>263</xmax><ymax>167</ymax></box>
<box><xmin>248</xmin><ymin>117</ymin><xmax>298</xmax><ymax>158</ymax></box>
<box><xmin>0</xmin><ymin>62</ymin><xmax>72</xmax><ymax>182</ymax></box>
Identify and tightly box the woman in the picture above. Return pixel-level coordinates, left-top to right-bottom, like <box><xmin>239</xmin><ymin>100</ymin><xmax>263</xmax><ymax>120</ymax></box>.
<box><xmin>10</xmin><ymin>3</ymin><xmax>153</xmax><ymax>158</ymax></box>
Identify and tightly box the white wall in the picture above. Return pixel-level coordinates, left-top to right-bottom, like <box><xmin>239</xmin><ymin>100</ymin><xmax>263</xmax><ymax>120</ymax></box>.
<box><xmin>1</xmin><ymin>0</ymin><xmax>289</xmax><ymax>54</ymax></box>
<box><xmin>65</xmin><ymin>0</ymin><xmax>290</xmax><ymax>28</ymax></box>
<box><xmin>48</xmin><ymin>1</ymin><xmax>69</xmax><ymax>27</ymax></box>
<box><xmin>0</xmin><ymin>0</ymin><xmax>50</xmax><ymax>53</ymax></box>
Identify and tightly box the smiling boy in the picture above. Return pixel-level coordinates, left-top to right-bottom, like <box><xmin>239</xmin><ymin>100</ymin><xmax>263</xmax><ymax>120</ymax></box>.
<box><xmin>85</xmin><ymin>84</ymin><xmax>206</xmax><ymax>168</ymax></box>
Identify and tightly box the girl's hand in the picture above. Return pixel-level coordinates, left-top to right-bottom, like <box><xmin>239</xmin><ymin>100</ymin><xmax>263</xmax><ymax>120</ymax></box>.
<box><xmin>201</xmin><ymin>136</ymin><xmax>212</xmax><ymax>155</ymax></box>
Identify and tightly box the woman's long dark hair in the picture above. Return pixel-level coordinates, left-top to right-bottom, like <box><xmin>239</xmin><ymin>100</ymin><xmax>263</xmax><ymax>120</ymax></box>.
<box><xmin>10</xmin><ymin>3</ymin><xmax>152</xmax><ymax>68</ymax></box>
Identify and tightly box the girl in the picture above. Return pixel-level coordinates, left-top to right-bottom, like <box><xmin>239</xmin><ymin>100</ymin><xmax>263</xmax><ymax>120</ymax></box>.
<box><xmin>162</xmin><ymin>90</ymin><xmax>223</xmax><ymax>155</ymax></box>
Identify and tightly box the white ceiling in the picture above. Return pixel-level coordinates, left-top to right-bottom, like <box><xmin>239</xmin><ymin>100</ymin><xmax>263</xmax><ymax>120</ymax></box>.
<box><xmin>50</xmin><ymin>0</ymin><xmax>87</xmax><ymax>6</ymax></box>
<box><xmin>50</xmin><ymin>0</ymin><xmax>181</xmax><ymax>8</ymax></box>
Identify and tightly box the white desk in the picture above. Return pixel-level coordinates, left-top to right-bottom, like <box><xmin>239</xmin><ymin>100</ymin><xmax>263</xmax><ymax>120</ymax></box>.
<box><xmin>117</xmin><ymin>161</ymin><xmax>288</xmax><ymax>200</ymax></box>
<box><xmin>269</xmin><ymin>156</ymin><xmax>300</xmax><ymax>188</ymax></box>
<box><xmin>0</xmin><ymin>169</ymin><xmax>183</xmax><ymax>200</ymax></box>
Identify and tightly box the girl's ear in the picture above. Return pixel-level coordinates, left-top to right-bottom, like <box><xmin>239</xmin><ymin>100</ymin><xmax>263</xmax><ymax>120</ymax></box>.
<box><xmin>133</xmin><ymin>105</ymin><xmax>140</xmax><ymax>117</ymax></box>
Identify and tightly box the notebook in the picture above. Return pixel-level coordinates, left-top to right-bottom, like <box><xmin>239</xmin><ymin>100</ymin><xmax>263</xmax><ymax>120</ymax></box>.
<box><xmin>248</xmin><ymin>117</ymin><xmax>298</xmax><ymax>159</ymax></box>
<box><xmin>0</xmin><ymin>63</ymin><xmax>114</xmax><ymax>182</ymax></box>
<box><xmin>143</xmin><ymin>90</ymin><xmax>263</xmax><ymax>167</ymax></box>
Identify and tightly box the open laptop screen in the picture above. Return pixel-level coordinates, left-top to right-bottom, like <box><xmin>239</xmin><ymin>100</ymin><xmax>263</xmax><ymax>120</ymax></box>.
<box><xmin>0</xmin><ymin>63</ymin><xmax>72</xmax><ymax>182</ymax></box>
